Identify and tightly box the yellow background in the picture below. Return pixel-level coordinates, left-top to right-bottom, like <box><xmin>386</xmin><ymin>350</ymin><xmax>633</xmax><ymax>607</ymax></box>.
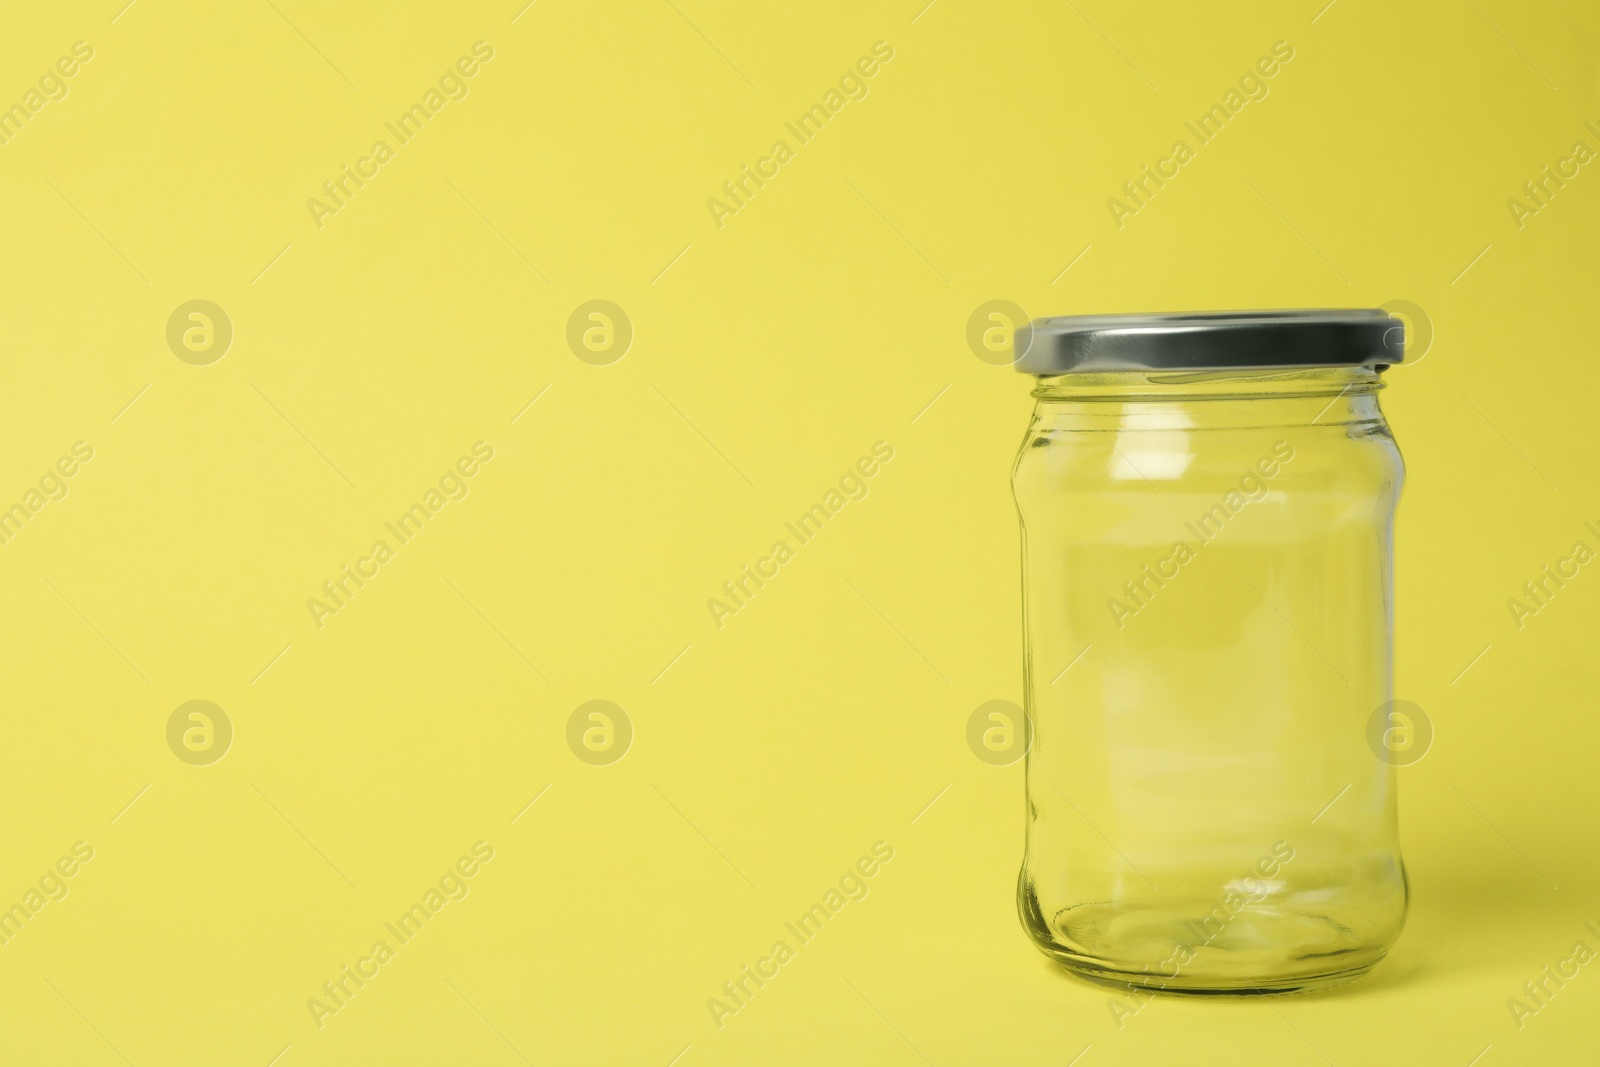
<box><xmin>1</xmin><ymin>0</ymin><xmax>1597</xmax><ymax>1063</ymax></box>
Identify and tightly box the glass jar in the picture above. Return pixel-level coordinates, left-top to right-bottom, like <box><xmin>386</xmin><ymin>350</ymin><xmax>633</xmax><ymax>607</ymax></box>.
<box><xmin>1010</xmin><ymin>311</ymin><xmax>1408</xmax><ymax>995</ymax></box>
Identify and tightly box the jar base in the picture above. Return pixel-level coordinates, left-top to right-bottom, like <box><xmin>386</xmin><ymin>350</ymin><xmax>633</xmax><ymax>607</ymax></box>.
<box><xmin>1019</xmin><ymin>885</ymin><xmax>1402</xmax><ymax>996</ymax></box>
<box><xmin>1047</xmin><ymin>954</ymin><xmax>1382</xmax><ymax>996</ymax></box>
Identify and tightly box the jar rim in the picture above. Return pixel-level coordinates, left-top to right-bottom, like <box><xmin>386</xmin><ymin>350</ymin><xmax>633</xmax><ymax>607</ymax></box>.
<box><xmin>1030</xmin><ymin>366</ymin><xmax>1385</xmax><ymax>404</ymax></box>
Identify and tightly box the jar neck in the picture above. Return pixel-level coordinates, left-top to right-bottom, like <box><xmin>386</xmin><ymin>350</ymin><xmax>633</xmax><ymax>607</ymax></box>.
<box><xmin>1029</xmin><ymin>366</ymin><xmax>1387</xmax><ymax>431</ymax></box>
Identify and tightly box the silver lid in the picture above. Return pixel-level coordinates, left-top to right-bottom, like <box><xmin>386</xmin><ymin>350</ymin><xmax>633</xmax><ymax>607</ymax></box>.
<box><xmin>1013</xmin><ymin>309</ymin><xmax>1405</xmax><ymax>375</ymax></box>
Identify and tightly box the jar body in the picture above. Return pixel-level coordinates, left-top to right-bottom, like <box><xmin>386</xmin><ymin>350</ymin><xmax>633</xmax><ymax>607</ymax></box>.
<box><xmin>1013</xmin><ymin>367</ymin><xmax>1407</xmax><ymax>993</ymax></box>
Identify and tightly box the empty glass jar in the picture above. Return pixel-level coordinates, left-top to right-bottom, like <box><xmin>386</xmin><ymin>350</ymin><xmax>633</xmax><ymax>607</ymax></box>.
<box><xmin>1011</xmin><ymin>310</ymin><xmax>1408</xmax><ymax>994</ymax></box>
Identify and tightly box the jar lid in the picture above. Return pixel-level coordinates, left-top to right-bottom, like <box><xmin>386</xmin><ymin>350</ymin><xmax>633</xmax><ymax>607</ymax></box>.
<box><xmin>1013</xmin><ymin>309</ymin><xmax>1405</xmax><ymax>375</ymax></box>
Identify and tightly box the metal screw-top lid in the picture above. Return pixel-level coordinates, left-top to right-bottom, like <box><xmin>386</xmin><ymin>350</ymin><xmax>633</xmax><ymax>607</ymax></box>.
<box><xmin>1013</xmin><ymin>309</ymin><xmax>1405</xmax><ymax>375</ymax></box>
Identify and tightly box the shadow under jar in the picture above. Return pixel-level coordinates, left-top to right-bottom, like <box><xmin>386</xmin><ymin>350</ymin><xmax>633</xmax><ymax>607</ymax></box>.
<box><xmin>1011</xmin><ymin>311</ymin><xmax>1409</xmax><ymax>995</ymax></box>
